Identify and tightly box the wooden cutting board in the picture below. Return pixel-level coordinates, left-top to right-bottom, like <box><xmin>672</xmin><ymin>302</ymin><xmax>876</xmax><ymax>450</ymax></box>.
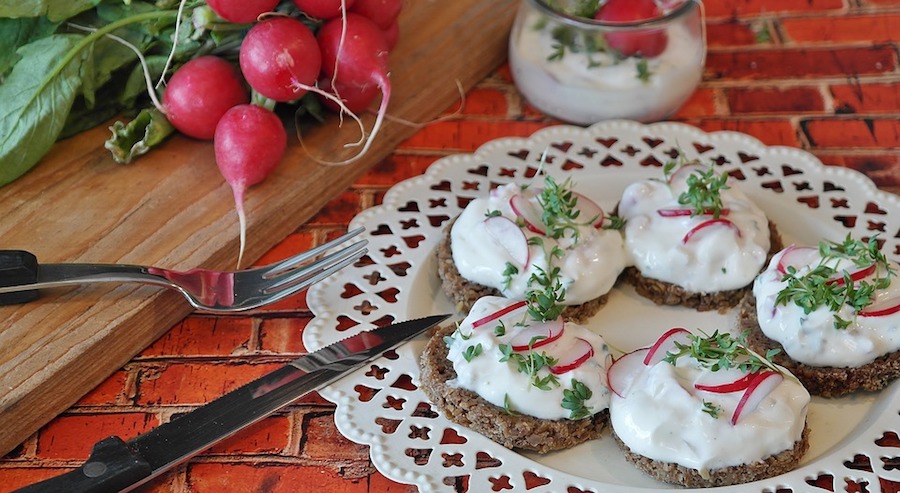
<box><xmin>0</xmin><ymin>0</ymin><xmax>518</xmax><ymax>457</ymax></box>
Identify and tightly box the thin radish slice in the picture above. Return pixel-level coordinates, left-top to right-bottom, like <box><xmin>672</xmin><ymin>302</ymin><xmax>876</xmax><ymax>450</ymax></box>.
<box><xmin>731</xmin><ymin>371</ymin><xmax>783</xmax><ymax>425</ymax></box>
<box><xmin>607</xmin><ymin>348</ymin><xmax>649</xmax><ymax>397</ymax></box>
<box><xmin>657</xmin><ymin>208</ymin><xmax>730</xmax><ymax>217</ymax></box>
<box><xmin>510</xmin><ymin>318</ymin><xmax>564</xmax><ymax>351</ymax></box>
<box><xmin>550</xmin><ymin>338</ymin><xmax>594</xmax><ymax>375</ymax></box>
<box><xmin>859</xmin><ymin>294</ymin><xmax>900</xmax><ymax>318</ymax></box>
<box><xmin>694</xmin><ymin>372</ymin><xmax>757</xmax><ymax>393</ymax></box>
<box><xmin>826</xmin><ymin>263</ymin><xmax>877</xmax><ymax>286</ymax></box>
<box><xmin>776</xmin><ymin>245</ymin><xmax>819</xmax><ymax>275</ymax></box>
<box><xmin>682</xmin><ymin>218</ymin><xmax>741</xmax><ymax>244</ymax></box>
<box><xmin>484</xmin><ymin>216</ymin><xmax>530</xmax><ymax>267</ymax></box>
<box><xmin>667</xmin><ymin>163</ymin><xmax>704</xmax><ymax>186</ymax></box>
<box><xmin>471</xmin><ymin>300</ymin><xmax>528</xmax><ymax>329</ymax></box>
<box><xmin>643</xmin><ymin>327</ymin><xmax>692</xmax><ymax>366</ymax></box>
<box><xmin>572</xmin><ymin>191</ymin><xmax>605</xmax><ymax>228</ymax></box>
<box><xmin>509</xmin><ymin>193</ymin><xmax>546</xmax><ymax>235</ymax></box>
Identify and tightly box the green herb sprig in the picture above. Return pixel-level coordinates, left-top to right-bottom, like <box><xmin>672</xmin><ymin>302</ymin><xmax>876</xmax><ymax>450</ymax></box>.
<box><xmin>664</xmin><ymin>161</ymin><xmax>730</xmax><ymax>218</ymax></box>
<box><xmin>776</xmin><ymin>235</ymin><xmax>894</xmax><ymax>329</ymax></box>
<box><xmin>663</xmin><ymin>330</ymin><xmax>780</xmax><ymax>374</ymax></box>
<box><xmin>561</xmin><ymin>379</ymin><xmax>593</xmax><ymax>419</ymax></box>
<box><xmin>499</xmin><ymin>343</ymin><xmax>560</xmax><ymax>391</ymax></box>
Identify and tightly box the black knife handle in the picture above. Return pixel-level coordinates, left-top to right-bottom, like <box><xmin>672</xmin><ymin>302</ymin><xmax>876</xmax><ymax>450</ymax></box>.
<box><xmin>14</xmin><ymin>437</ymin><xmax>152</xmax><ymax>493</ymax></box>
<box><xmin>0</xmin><ymin>250</ymin><xmax>39</xmax><ymax>305</ymax></box>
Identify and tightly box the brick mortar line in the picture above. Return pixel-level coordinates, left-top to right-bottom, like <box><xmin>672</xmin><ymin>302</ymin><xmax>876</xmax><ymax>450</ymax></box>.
<box><xmin>704</xmin><ymin>6</ymin><xmax>900</xmax><ymax>23</ymax></box>
<box><xmin>0</xmin><ymin>454</ymin><xmax>369</xmax><ymax>468</ymax></box>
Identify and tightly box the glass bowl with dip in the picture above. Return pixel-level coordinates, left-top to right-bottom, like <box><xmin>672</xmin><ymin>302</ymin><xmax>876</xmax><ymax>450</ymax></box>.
<box><xmin>508</xmin><ymin>0</ymin><xmax>706</xmax><ymax>124</ymax></box>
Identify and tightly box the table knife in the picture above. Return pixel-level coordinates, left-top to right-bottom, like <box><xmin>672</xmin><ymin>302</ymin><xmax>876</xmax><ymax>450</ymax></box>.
<box><xmin>14</xmin><ymin>313</ymin><xmax>451</xmax><ymax>493</ymax></box>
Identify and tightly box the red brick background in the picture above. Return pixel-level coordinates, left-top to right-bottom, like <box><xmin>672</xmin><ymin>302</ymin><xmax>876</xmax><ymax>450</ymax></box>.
<box><xmin>2</xmin><ymin>0</ymin><xmax>898</xmax><ymax>492</ymax></box>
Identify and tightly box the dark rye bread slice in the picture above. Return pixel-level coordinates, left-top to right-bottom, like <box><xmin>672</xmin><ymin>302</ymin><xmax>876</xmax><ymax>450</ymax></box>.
<box><xmin>435</xmin><ymin>219</ymin><xmax>610</xmax><ymax>324</ymax></box>
<box><xmin>613</xmin><ymin>425</ymin><xmax>810</xmax><ymax>488</ymax></box>
<box><xmin>623</xmin><ymin>220</ymin><xmax>783</xmax><ymax>312</ymax></box>
<box><xmin>419</xmin><ymin>324</ymin><xmax>609</xmax><ymax>454</ymax></box>
<box><xmin>739</xmin><ymin>293</ymin><xmax>900</xmax><ymax>397</ymax></box>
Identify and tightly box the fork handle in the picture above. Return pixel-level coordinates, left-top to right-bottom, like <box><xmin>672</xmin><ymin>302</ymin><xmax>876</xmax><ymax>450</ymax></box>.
<box><xmin>0</xmin><ymin>250</ymin><xmax>174</xmax><ymax>305</ymax></box>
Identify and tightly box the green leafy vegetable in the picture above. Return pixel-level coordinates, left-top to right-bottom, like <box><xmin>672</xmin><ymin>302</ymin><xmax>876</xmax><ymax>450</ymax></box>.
<box><xmin>561</xmin><ymin>379</ymin><xmax>593</xmax><ymax>419</ymax></box>
<box><xmin>104</xmin><ymin>107</ymin><xmax>175</xmax><ymax>164</ymax></box>
<box><xmin>664</xmin><ymin>330</ymin><xmax>780</xmax><ymax>374</ymax></box>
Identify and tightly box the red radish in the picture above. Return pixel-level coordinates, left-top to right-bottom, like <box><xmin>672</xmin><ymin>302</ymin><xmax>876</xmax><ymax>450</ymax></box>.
<box><xmin>572</xmin><ymin>191</ymin><xmax>605</xmax><ymax>227</ymax></box>
<box><xmin>214</xmin><ymin>104</ymin><xmax>287</xmax><ymax>267</ymax></box>
<box><xmin>776</xmin><ymin>245</ymin><xmax>820</xmax><ymax>275</ymax></box>
<box><xmin>509</xmin><ymin>193</ymin><xmax>546</xmax><ymax>235</ymax></box>
<box><xmin>657</xmin><ymin>208</ymin><xmax>731</xmax><ymax>217</ymax></box>
<box><xmin>318</xmin><ymin>76</ymin><xmax>380</xmax><ymax>114</ymax></box>
<box><xmin>510</xmin><ymin>318</ymin><xmax>565</xmax><ymax>351</ymax></box>
<box><xmin>484</xmin><ymin>216</ymin><xmax>530</xmax><ymax>267</ymax></box>
<box><xmin>239</xmin><ymin>17</ymin><xmax>322</xmax><ymax>102</ymax></box>
<box><xmin>550</xmin><ymin>338</ymin><xmax>594</xmax><ymax>375</ymax></box>
<box><xmin>291</xmin><ymin>0</ymin><xmax>356</xmax><ymax>19</ymax></box>
<box><xmin>666</xmin><ymin>163</ymin><xmax>704</xmax><ymax>186</ymax></box>
<box><xmin>206</xmin><ymin>0</ymin><xmax>279</xmax><ymax>23</ymax></box>
<box><xmin>694</xmin><ymin>372</ymin><xmax>757</xmax><ymax>393</ymax></box>
<box><xmin>643</xmin><ymin>327</ymin><xmax>692</xmax><ymax>366</ymax></box>
<box><xmin>382</xmin><ymin>19</ymin><xmax>399</xmax><ymax>50</ymax></box>
<box><xmin>350</xmin><ymin>0</ymin><xmax>403</xmax><ymax>29</ymax></box>
<box><xmin>859</xmin><ymin>295</ymin><xmax>900</xmax><ymax>318</ymax></box>
<box><xmin>162</xmin><ymin>56</ymin><xmax>249</xmax><ymax>140</ymax></box>
<box><xmin>731</xmin><ymin>371</ymin><xmax>783</xmax><ymax>425</ymax></box>
<box><xmin>317</xmin><ymin>13</ymin><xmax>392</xmax><ymax>164</ymax></box>
<box><xmin>594</xmin><ymin>0</ymin><xmax>668</xmax><ymax>57</ymax></box>
<box><xmin>607</xmin><ymin>348</ymin><xmax>650</xmax><ymax>397</ymax></box>
<box><xmin>682</xmin><ymin>218</ymin><xmax>741</xmax><ymax>244</ymax></box>
<box><xmin>826</xmin><ymin>263</ymin><xmax>877</xmax><ymax>287</ymax></box>
<box><xmin>471</xmin><ymin>300</ymin><xmax>528</xmax><ymax>329</ymax></box>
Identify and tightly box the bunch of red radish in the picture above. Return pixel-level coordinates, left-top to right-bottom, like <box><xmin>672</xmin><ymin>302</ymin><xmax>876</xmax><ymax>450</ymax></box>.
<box><xmin>161</xmin><ymin>0</ymin><xmax>401</xmax><ymax>266</ymax></box>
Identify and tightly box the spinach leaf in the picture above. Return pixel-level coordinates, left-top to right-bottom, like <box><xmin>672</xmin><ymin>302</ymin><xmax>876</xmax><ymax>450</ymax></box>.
<box><xmin>0</xmin><ymin>0</ymin><xmax>99</xmax><ymax>22</ymax></box>
<box><xmin>0</xmin><ymin>34</ymin><xmax>85</xmax><ymax>187</ymax></box>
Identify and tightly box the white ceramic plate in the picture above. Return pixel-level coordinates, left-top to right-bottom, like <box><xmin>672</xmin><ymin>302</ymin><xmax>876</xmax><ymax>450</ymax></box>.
<box><xmin>306</xmin><ymin>120</ymin><xmax>900</xmax><ymax>492</ymax></box>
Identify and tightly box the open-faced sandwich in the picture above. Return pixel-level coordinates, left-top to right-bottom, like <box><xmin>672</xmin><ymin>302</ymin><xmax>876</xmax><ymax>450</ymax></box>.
<box><xmin>436</xmin><ymin>175</ymin><xmax>627</xmax><ymax>323</ymax></box>
<box><xmin>607</xmin><ymin>328</ymin><xmax>810</xmax><ymax>487</ymax></box>
<box><xmin>419</xmin><ymin>295</ymin><xmax>612</xmax><ymax>454</ymax></box>
<box><xmin>617</xmin><ymin>159</ymin><xmax>782</xmax><ymax>311</ymax></box>
<box><xmin>741</xmin><ymin>235</ymin><xmax>900</xmax><ymax>397</ymax></box>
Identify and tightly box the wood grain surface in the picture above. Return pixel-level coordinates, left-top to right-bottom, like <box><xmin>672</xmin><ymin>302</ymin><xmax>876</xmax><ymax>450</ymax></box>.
<box><xmin>0</xmin><ymin>0</ymin><xmax>517</xmax><ymax>457</ymax></box>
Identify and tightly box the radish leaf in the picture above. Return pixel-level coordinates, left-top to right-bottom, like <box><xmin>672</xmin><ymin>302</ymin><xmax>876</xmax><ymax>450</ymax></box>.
<box><xmin>0</xmin><ymin>34</ymin><xmax>85</xmax><ymax>187</ymax></box>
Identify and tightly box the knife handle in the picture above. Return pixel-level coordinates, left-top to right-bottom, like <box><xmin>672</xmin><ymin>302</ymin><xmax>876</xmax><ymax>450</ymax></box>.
<box><xmin>14</xmin><ymin>437</ymin><xmax>152</xmax><ymax>493</ymax></box>
<box><xmin>0</xmin><ymin>250</ymin><xmax>39</xmax><ymax>305</ymax></box>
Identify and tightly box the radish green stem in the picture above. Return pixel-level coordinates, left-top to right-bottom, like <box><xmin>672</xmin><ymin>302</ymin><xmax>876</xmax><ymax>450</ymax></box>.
<box><xmin>157</xmin><ymin>0</ymin><xmax>190</xmax><ymax>88</ymax></box>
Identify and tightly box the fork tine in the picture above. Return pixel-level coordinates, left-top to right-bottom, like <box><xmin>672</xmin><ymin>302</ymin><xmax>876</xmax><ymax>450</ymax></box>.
<box><xmin>263</xmin><ymin>227</ymin><xmax>365</xmax><ymax>278</ymax></box>
<box><xmin>263</xmin><ymin>245</ymin><xmax>368</xmax><ymax>297</ymax></box>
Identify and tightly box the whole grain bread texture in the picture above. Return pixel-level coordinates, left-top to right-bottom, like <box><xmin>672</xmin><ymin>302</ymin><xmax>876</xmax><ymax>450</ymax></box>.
<box><xmin>435</xmin><ymin>218</ymin><xmax>610</xmax><ymax>323</ymax></box>
<box><xmin>613</xmin><ymin>425</ymin><xmax>810</xmax><ymax>488</ymax></box>
<box><xmin>419</xmin><ymin>324</ymin><xmax>608</xmax><ymax>454</ymax></box>
<box><xmin>623</xmin><ymin>220</ymin><xmax>783</xmax><ymax>312</ymax></box>
<box><xmin>739</xmin><ymin>293</ymin><xmax>900</xmax><ymax>397</ymax></box>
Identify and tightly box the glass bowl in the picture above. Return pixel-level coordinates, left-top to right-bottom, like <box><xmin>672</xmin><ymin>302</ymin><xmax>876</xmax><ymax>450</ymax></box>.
<box><xmin>508</xmin><ymin>0</ymin><xmax>706</xmax><ymax>124</ymax></box>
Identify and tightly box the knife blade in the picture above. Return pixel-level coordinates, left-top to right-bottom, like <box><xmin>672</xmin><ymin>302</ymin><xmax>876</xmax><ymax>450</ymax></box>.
<box><xmin>14</xmin><ymin>313</ymin><xmax>450</xmax><ymax>493</ymax></box>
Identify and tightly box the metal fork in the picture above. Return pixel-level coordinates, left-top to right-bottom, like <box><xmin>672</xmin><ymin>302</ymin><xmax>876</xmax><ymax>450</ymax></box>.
<box><xmin>0</xmin><ymin>228</ymin><xmax>367</xmax><ymax>312</ymax></box>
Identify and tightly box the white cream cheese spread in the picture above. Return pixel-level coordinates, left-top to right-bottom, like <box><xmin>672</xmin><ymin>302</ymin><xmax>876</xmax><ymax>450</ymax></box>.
<box><xmin>609</xmin><ymin>329</ymin><xmax>809</xmax><ymax>472</ymax></box>
<box><xmin>753</xmin><ymin>241</ymin><xmax>900</xmax><ymax>367</ymax></box>
<box><xmin>444</xmin><ymin>296</ymin><xmax>611</xmax><ymax>420</ymax></box>
<box><xmin>450</xmin><ymin>180</ymin><xmax>627</xmax><ymax>305</ymax></box>
<box><xmin>617</xmin><ymin>163</ymin><xmax>771</xmax><ymax>292</ymax></box>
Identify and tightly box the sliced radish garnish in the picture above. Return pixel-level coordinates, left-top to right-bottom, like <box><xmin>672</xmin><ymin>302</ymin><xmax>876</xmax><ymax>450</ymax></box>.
<box><xmin>471</xmin><ymin>300</ymin><xmax>528</xmax><ymax>329</ymax></box>
<box><xmin>859</xmin><ymin>294</ymin><xmax>900</xmax><ymax>318</ymax></box>
<box><xmin>643</xmin><ymin>327</ymin><xmax>692</xmax><ymax>366</ymax></box>
<box><xmin>657</xmin><ymin>208</ymin><xmax>730</xmax><ymax>217</ymax></box>
<box><xmin>607</xmin><ymin>348</ymin><xmax>649</xmax><ymax>397</ymax></box>
<box><xmin>826</xmin><ymin>263</ymin><xmax>877</xmax><ymax>286</ymax></box>
<box><xmin>731</xmin><ymin>370</ymin><xmax>783</xmax><ymax>425</ymax></box>
<box><xmin>550</xmin><ymin>337</ymin><xmax>594</xmax><ymax>375</ymax></box>
<box><xmin>509</xmin><ymin>193</ymin><xmax>546</xmax><ymax>235</ymax></box>
<box><xmin>775</xmin><ymin>245</ymin><xmax>819</xmax><ymax>275</ymax></box>
<box><xmin>572</xmin><ymin>191</ymin><xmax>605</xmax><ymax>228</ymax></box>
<box><xmin>682</xmin><ymin>218</ymin><xmax>741</xmax><ymax>244</ymax></box>
<box><xmin>510</xmin><ymin>318</ymin><xmax>565</xmax><ymax>351</ymax></box>
<box><xmin>694</xmin><ymin>372</ymin><xmax>757</xmax><ymax>394</ymax></box>
<box><xmin>484</xmin><ymin>216</ymin><xmax>530</xmax><ymax>266</ymax></box>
